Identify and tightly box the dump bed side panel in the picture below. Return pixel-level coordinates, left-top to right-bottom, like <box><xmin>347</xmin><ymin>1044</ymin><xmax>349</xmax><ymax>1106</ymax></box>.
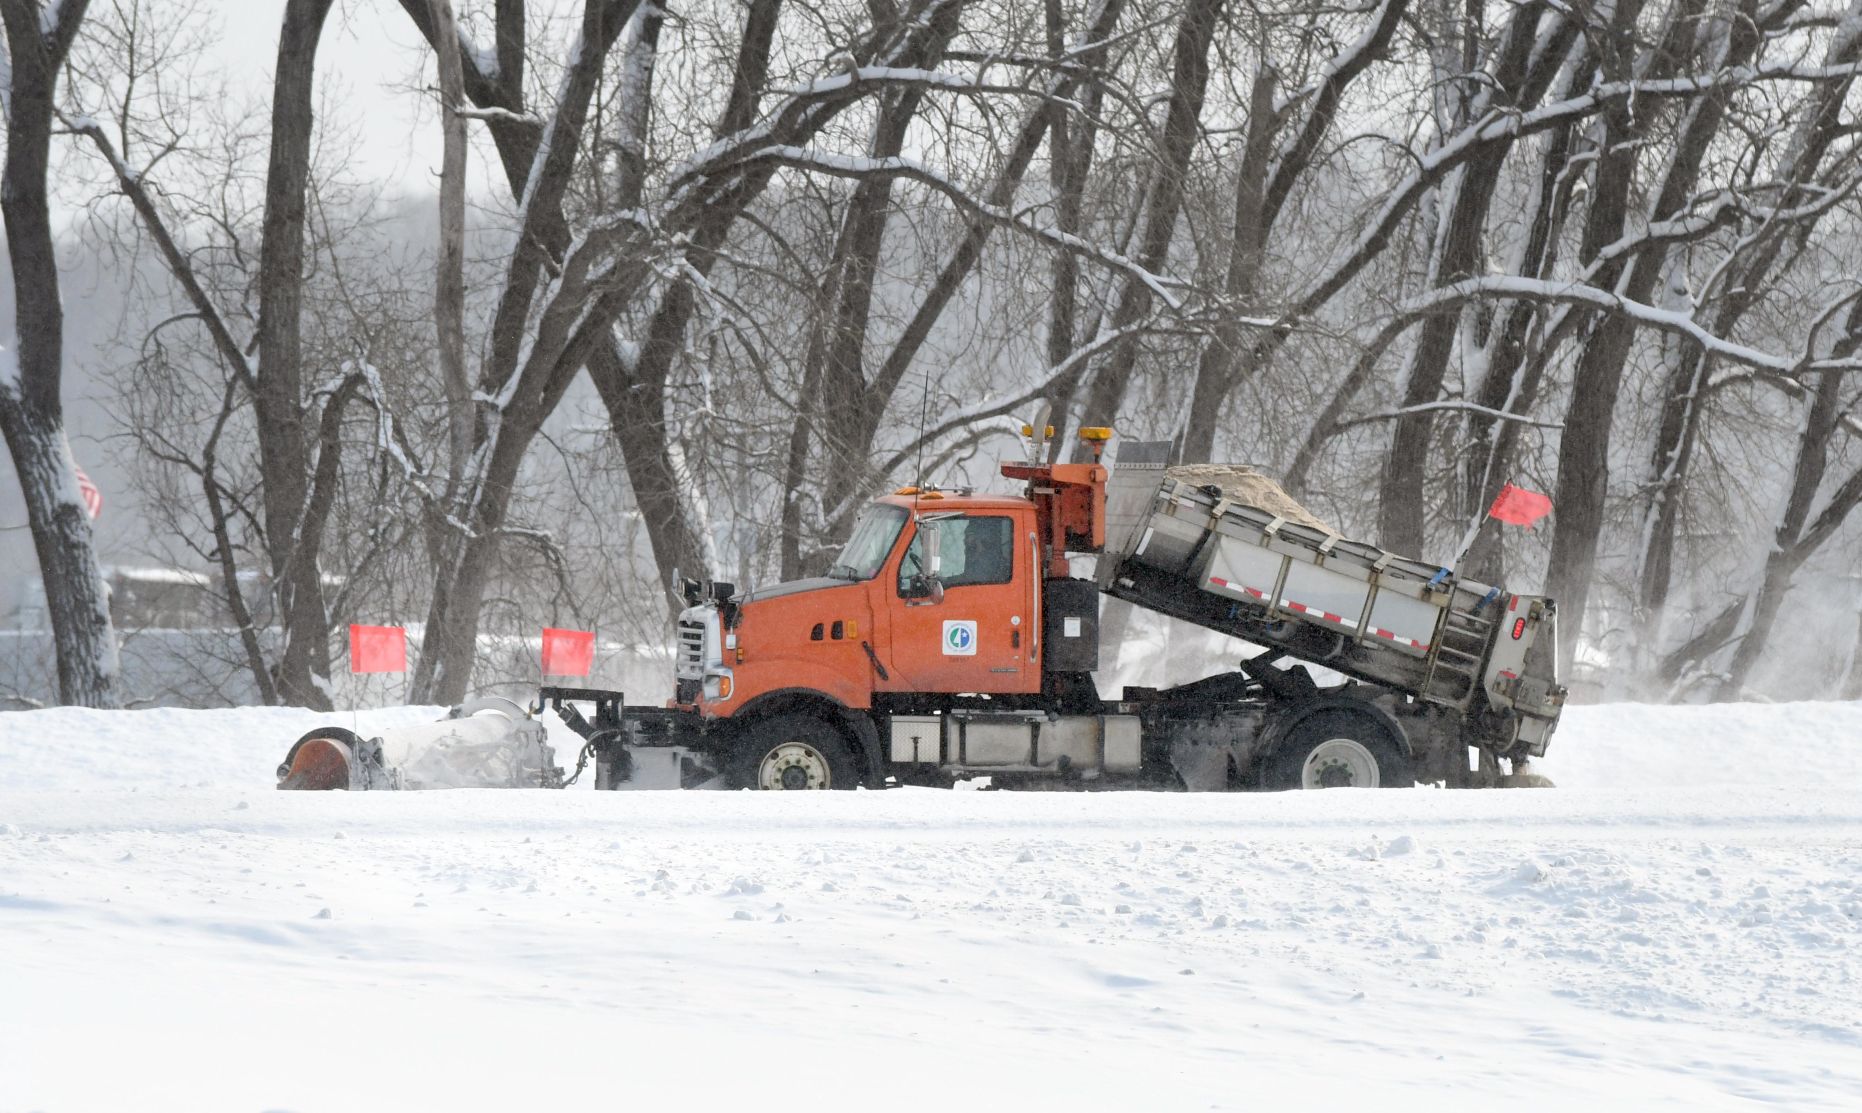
<box><xmin>1203</xmin><ymin>540</ymin><xmax>1438</xmax><ymax>655</ymax></box>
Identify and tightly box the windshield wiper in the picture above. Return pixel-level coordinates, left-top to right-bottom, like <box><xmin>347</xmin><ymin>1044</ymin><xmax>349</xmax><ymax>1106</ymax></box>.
<box><xmin>826</xmin><ymin>562</ymin><xmax>861</xmax><ymax>580</ymax></box>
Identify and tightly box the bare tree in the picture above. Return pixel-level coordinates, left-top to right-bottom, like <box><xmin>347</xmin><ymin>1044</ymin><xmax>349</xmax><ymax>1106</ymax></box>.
<box><xmin>1717</xmin><ymin>295</ymin><xmax>1862</xmax><ymax>696</ymax></box>
<box><xmin>1632</xmin><ymin>0</ymin><xmax>1862</xmax><ymax>634</ymax></box>
<box><xmin>1374</xmin><ymin>0</ymin><xmax>1578</xmax><ymax>556</ymax></box>
<box><xmin>1176</xmin><ymin>0</ymin><xmax>1410</xmax><ymax>465</ymax></box>
<box><xmin>57</xmin><ymin>0</ymin><xmax>426</xmax><ymax>708</ymax></box>
<box><xmin>1073</xmin><ymin>0</ymin><xmax>1223</xmax><ymax>436</ymax></box>
<box><xmin>0</xmin><ymin>0</ymin><xmax>119</xmax><ymax>708</ymax></box>
<box><xmin>245</xmin><ymin>0</ymin><xmax>347</xmax><ymax>708</ymax></box>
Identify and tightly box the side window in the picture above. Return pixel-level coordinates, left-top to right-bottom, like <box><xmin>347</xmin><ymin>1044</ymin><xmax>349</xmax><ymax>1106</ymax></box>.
<box><xmin>945</xmin><ymin>517</ymin><xmax>1013</xmax><ymax>586</ymax></box>
<box><xmin>898</xmin><ymin>515</ymin><xmax>1014</xmax><ymax>593</ymax></box>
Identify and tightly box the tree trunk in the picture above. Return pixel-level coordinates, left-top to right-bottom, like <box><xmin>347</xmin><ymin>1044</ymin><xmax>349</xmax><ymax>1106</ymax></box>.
<box><xmin>0</xmin><ymin>416</ymin><xmax>120</xmax><ymax>706</ymax></box>
<box><xmin>255</xmin><ymin>0</ymin><xmax>338</xmax><ymax>708</ymax></box>
<box><xmin>604</xmin><ymin>0</ymin><xmax>760</xmax><ymax>600</ymax></box>
<box><xmin>0</xmin><ymin>0</ymin><xmax>118</xmax><ymax>709</ymax></box>
<box><xmin>808</xmin><ymin>84</ymin><xmax>939</xmax><ymax>540</ymax></box>
<box><xmin>1178</xmin><ymin>64</ymin><xmax>1275</xmax><ymax>464</ymax></box>
<box><xmin>1454</xmin><ymin>94</ymin><xmax>1587</xmax><ymax>585</ymax></box>
<box><xmin>1632</xmin><ymin>282</ymin><xmax>1706</xmax><ymax>628</ymax></box>
<box><xmin>589</xmin><ymin>299</ymin><xmax>708</xmax><ymax>596</ymax></box>
<box><xmin>1845</xmin><ymin>605</ymin><xmax>1862</xmax><ymax>701</ymax></box>
<box><xmin>430</xmin><ymin>0</ymin><xmax>472</xmax><ymax>487</ymax></box>
<box><xmin>1039</xmin><ymin>0</ymin><xmax>1117</xmax><ymax>454</ymax></box>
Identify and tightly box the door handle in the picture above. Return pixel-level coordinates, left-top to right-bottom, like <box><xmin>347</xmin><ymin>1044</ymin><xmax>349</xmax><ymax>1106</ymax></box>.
<box><xmin>1028</xmin><ymin>531</ymin><xmax>1040</xmax><ymax>662</ymax></box>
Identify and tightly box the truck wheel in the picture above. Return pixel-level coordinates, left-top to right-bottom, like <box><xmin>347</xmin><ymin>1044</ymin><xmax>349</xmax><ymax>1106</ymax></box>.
<box><xmin>1268</xmin><ymin>712</ymin><xmax>1408</xmax><ymax>790</ymax></box>
<box><xmin>734</xmin><ymin>713</ymin><xmax>860</xmax><ymax>790</ymax></box>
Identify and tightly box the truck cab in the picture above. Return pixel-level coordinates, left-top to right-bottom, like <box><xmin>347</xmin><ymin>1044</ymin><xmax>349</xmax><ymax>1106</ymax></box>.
<box><xmin>675</xmin><ymin>492</ymin><xmax>1049</xmax><ymax>724</ymax></box>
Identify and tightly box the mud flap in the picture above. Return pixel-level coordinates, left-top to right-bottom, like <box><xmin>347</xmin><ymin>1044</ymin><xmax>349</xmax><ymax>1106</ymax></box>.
<box><xmin>1167</xmin><ymin>741</ymin><xmax>1236</xmax><ymax>791</ymax></box>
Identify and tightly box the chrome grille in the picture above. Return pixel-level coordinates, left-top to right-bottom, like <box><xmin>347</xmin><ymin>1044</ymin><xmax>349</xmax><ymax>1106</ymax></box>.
<box><xmin>676</xmin><ymin>618</ymin><xmax>706</xmax><ymax>675</ymax></box>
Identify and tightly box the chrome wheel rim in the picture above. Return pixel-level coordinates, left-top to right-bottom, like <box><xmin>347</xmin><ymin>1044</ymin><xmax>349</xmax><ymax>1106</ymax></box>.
<box><xmin>1300</xmin><ymin>738</ymin><xmax>1379</xmax><ymax>789</ymax></box>
<box><xmin>758</xmin><ymin>741</ymin><xmax>831</xmax><ymax>790</ymax></box>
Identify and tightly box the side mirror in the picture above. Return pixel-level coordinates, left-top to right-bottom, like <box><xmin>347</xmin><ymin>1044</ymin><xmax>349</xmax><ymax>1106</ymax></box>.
<box><xmin>921</xmin><ymin>518</ymin><xmax>944</xmax><ymax>578</ymax></box>
<box><xmin>902</xmin><ymin>515</ymin><xmax>948</xmax><ymax>604</ymax></box>
<box><xmin>902</xmin><ymin>572</ymin><xmax>945</xmax><ymax>604</ymax></box>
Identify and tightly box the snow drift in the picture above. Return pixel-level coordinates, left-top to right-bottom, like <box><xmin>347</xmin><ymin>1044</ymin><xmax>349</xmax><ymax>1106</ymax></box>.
<box><xmin>2</xmin><ymin>699</ymin><xmax>1859</xmax><ymax>1112</ymax></box>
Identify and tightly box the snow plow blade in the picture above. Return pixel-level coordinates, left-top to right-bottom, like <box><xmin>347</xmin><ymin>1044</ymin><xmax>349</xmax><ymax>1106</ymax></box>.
<box><xmin>277</xmin><ymin>731</ymin><xmax>363</xmax><ymax>790</ymax></box>
<box><xmin>276</xmin><ymin>696</ymin><xmax>565</xmax><ymax>790</ymax></box>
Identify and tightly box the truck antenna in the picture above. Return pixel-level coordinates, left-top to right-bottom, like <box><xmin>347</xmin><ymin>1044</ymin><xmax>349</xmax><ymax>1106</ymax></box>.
<box><xmin>912</xmin><ymin>362</ymin><xmax>933</xmax><ymax>497</ymax></box>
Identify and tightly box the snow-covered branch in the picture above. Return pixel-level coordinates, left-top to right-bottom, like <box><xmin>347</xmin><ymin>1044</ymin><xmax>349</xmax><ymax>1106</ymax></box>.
<box><xmin>731</xmin><ymin>145</ymin><xmax>1188</xmax><ymax>310</ymax></box>
<box><xmin>1334</xmin><ymin>399</ymin><xmax>1564</xmax><ymax>432</ymax></box>
<box><xmin>1396</xmin><ymin>276</ymin><xmax>1814</xmax><ymax>373</ymax></box>
<box><xmin>454</xmin><ymin>103</ymin><xmax>540</xmax><ymax>127</ymax></box>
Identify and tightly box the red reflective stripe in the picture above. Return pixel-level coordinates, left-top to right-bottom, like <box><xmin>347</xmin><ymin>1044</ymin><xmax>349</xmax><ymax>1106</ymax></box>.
<box><xmin>1210</xmin><ymin>576</ymin><xmax>1230</xmax><ymax>588</ymax></box>
<box><xmin>1260</xmin><ymin>595</ymin><xmax>1430</xmax><ymax>648</ymax></box>
<box><xmin>1282</xmin><ymin>600</ymin><xmax>1355</xmax><ymax>625</ymax></box>
<box><xmin>1371</xmin><ymin>625</ymin><xmax>1429</xmax><ymax>649</ymax></box>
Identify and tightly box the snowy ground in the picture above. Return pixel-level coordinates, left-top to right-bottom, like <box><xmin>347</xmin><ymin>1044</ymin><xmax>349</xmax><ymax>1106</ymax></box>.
<box><xmin>3</xmin><ymin>702</ymin><xmax>1860</xmax><ymax>1112</ymax></box>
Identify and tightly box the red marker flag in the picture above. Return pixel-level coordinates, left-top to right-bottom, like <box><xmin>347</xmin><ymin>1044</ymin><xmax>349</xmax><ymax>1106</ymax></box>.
<box><xmin>349</xmin><ymin>624</ymin><xmax>407</xmax><ymax>674</ymax></box>
<box><xmin>1488</xmin><ymin>484</ymin><xmax>1554</xmax><ymax>527</ymax></box>
<box><xmin>541</xmin><ymin>627</ymin><xmax>595</xmax><ymax>677</ymax></box>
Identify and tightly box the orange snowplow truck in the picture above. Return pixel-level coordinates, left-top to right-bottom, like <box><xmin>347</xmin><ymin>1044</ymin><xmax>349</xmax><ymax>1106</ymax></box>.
<box><xmin>546</xmin><ymin>432</ymin><xmax>1566</xmax><ymax>791</ymax></box>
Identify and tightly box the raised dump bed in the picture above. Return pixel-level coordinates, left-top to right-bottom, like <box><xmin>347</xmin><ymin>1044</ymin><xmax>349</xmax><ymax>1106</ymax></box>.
<box><xmin>1098</xmin><ymin>442</ymin><xmax>1562</xmax><ymax>754</ymax></box>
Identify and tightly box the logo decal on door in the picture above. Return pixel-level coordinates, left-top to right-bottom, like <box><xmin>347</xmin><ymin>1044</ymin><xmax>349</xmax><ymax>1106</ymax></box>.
<box><xmin>942</xmin><ymin>620</ymin><xmax>977</xmax><ymax>656</ymax></box>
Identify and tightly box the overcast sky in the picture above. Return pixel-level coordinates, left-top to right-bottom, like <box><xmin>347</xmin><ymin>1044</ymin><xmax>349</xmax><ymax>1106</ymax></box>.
<box><xmin>219</xmin><ymin>0</ymin><xmax>447</xmax><ymax>193</ymax></box>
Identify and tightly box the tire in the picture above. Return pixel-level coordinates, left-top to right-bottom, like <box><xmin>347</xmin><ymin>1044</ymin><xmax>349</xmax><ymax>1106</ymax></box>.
<box><xmin>731</xmin><ymin>713</ymin><xmax>860</xmax><ymax>791</ymax></box>
<box><xmin>1266</xmin><ymin>711</ymin><xmax>1409</xmax><ymax>790</ymax></box>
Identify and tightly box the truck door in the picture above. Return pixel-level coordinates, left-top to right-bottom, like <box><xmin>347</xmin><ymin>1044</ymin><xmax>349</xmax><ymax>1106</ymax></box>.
<box><xmin>880</xmin><ymin>512</ymin><xmax>1039</xmax><ymax>694</ymax></box>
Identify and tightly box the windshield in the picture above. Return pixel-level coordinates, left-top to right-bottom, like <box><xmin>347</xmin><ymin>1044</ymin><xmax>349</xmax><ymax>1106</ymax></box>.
<box><xmin>828</xmin><ymin>504</ymin><xmax>908</xmax><ymax>580</ymax></box>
